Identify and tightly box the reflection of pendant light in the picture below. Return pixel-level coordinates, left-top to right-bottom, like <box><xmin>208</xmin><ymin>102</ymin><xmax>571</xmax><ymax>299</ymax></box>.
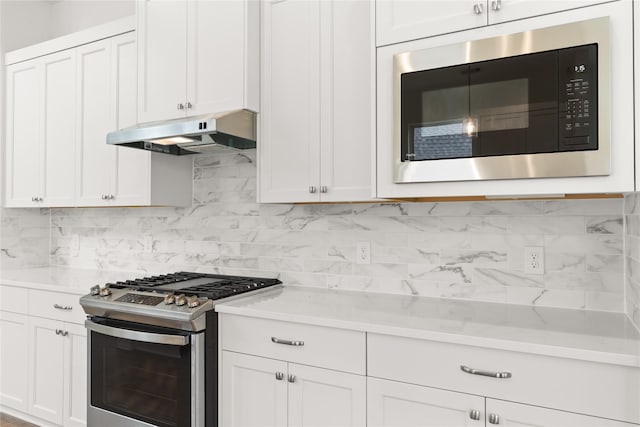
<box><xmin>463</xmin><ymin>64</ymin><xmax>478</xmax><ymax>138</ymax></box>
<box><xmin>462</xmin><ymin>117</ymin><xmax>478</xmax><ymax>137</ymax></box>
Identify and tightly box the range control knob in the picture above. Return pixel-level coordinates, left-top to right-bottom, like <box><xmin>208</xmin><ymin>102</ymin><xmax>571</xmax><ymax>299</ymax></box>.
<box><xmin>90</xmin><ymin>285</ymin><xmax>100</xmax><ymax>296</ymax></box>
<box><xmin>98</xmin><ymin>286</ymin><xmax>112</xmax><ymax>297</ymax></box>
<box><xmin>175</xmin><ymin>294</ymin><xmax>187</xmax><ymax>306</ymax></box>
<box><xmin>186</xmin><ymin>296</ymin><xmax>200</xmax><ymax>308</ymax></box>
<box><xmin>164</xmin><ymin>294</ymin><xmax>176</xmax><ymax>305</ymax></box>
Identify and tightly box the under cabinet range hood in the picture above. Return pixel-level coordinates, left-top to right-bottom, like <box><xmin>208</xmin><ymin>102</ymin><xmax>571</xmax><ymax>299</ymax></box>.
<box><xmin>107</xmin><ymin>109</ymin><xmax>257</xmax><ymax>155</ymax></box>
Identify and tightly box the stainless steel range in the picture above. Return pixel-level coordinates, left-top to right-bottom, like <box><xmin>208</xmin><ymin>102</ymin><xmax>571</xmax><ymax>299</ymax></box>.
<box><xmin>80</xmin><ymin>272</ymin><xmax>281</xmax><ymax>427</ymax></box>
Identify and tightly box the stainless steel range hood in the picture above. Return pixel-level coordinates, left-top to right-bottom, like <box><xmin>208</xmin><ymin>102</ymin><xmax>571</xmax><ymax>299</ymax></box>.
<box><xmin>107</xmin><ymin>109</ymin><xmax>256</xmax><ymax>155</ymax></box>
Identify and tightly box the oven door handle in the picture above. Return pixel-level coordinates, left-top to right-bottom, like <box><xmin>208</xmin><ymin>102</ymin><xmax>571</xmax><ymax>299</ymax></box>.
<box><xmin>85</xmin><ymin>319</ymin><xmax>189</xmax><ymax>346</ymax></box>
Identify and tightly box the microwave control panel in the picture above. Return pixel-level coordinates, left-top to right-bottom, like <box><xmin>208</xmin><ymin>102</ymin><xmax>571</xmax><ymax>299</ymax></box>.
<box><xmin>558</xmin><ymin>44</ymin><xmax>598</xmax><ymax>151</ymax></box>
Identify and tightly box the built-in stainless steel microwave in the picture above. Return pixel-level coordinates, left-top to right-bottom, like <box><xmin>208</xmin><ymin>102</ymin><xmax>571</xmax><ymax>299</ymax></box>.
<box><xmin>393</xmin><ymin>17</ymin><xmax>610</xmax><ymax>184</ymax></box>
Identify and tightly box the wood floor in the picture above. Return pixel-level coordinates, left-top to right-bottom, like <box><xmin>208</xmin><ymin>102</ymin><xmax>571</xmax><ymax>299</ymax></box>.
<box><xmin>0</xmin><ymin>413</ymin><xmax>39</xmax><ymax>427</ymax></box>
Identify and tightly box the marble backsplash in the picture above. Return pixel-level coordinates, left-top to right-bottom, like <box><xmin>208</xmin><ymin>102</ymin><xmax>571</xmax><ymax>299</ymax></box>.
<box><xmin>625</xmin><ymin>193</ymin><xmax>640</xmax><ymax>330</ymax></box>
<box><xmin>28</xmin><ymin>150</ymin><xmax>625</xmax><ymax>313</ymax></box>
<box><xmin>0</xmin><ymin>207</ymin><xmax>50</xmax><ymax>270</ymax></box>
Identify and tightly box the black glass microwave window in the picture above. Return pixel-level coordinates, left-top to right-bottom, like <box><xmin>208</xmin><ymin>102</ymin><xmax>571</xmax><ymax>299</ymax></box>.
<box><xmin>400</xmin><ymin>44</ymin><xmax>597</xmax><ymax>162</ymax></box>
<box><xmin>90</xmin><ymin>322</ymin><xmax>192</xmax><ymax>427</ymax></box>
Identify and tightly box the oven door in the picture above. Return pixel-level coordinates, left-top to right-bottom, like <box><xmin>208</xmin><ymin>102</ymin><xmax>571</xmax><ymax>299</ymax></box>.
<box><xmin>86</xmin><ymin>317</ymin><xmax>204</xmax><ymax>427</ymax></box>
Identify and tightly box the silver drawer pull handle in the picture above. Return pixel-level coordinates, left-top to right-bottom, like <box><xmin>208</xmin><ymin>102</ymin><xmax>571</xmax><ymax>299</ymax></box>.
<box><xmin>488</xmin><ymin>413</ymin><xmax>500</xmax><ymax>424</ymax></box>
<box><xmin>275</xmin><ymin>372</ymin><xmax>284</xmax><ymax>381</ymax></box>
<box><xmin>53</xmin><ymin>304</ymin><xmax>73</xmax><ymax>311</ymax></box>
<box><xmin>271</xmin><ymin>337</ymin><xmax>304</xmax><ymax>347</ymax></box>
<box><xmin>461</xmin><ymin>365</ymin><xmax>512</xmax><ymax>379</ymax></box>
<box><xmin>469</xmin><ymin>409</ymin><xmax>481</xmax><ymax>421</ymax></box>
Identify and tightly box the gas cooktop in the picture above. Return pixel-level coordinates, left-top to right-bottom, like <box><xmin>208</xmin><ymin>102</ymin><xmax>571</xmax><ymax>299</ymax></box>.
<box><xmin>105</xmin><ymin>271</ymin><xmax>281</xmax><ymax>300</ymax></box>
<box><xmin>80</xmin><ymin>272</ymin><xmax>282</xmax><ymax>331</ymax></box>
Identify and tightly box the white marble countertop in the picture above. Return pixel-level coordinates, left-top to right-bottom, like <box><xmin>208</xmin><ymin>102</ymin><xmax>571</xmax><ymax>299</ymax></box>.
<box><xmin>0</xmin><ymin>266</ymin><xmax>143</xmax><ymax>295</ymax></box>
<box><xmin>216</xmin><ymin>286</ymin><xmax>640</xmax><ymax>368</ymax></box>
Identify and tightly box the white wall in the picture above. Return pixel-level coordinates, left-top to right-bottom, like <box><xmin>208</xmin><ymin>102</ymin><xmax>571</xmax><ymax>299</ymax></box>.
<box><xmin>48</xmin><ymin>0</ymin><xmax>135</xmax><ymax>38</ymax></box>
<box><xmin>1</xmin><ymin>1</ymin><xmax>53</xmax><ymax>52</ymax></box>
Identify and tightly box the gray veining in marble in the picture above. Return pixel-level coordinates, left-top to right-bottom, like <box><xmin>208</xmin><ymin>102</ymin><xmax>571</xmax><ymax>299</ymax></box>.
<box><xmin>1</xmin><ymin>149</ymin><xmax>635</xmax><ymax>319</ymax></box>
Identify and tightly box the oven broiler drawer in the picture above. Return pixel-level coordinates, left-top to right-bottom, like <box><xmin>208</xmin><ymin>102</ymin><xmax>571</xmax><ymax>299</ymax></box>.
<box><xmin>220</xmin><ymin>314</ymin><xmax>366</xmax><ymax>375</ymax></box>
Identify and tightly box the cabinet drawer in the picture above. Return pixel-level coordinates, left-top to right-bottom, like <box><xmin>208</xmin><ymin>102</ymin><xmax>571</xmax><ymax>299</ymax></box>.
<box><xmin>221</xmin><ymin>314</ymin><xmax>366</xmax><ymax>375</ymax></box>
<box><xmin>0</xmin><ymin>286</ymin><xmax>29</xmax><ymax>314</ymax></box>
<box><xmin>368</xmin><ymin>333</ymin><xmax>640</xmax><ymax>424</ymax></box>
<box><xmin>28</xmin><ymin>290</ymin><xmax>85</xmax><ymax>324</ymax></box>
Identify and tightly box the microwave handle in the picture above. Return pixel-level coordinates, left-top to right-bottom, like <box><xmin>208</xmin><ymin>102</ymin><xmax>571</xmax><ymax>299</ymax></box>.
<box><xmin>85</xmin><ymin>319</ymin><xmax>189</xmax><ymax>346</ymax></box>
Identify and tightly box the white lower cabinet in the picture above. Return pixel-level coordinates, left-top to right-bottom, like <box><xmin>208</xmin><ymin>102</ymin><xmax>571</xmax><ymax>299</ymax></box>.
<box><xmin>222</xmin><ymin>351</ymin><xmax>365</xmax><ymax>427</ymax></box>
<box><xmin>0</xmin><ymin>286</ymin><xmax>87</xmax><ymax>427</ymax></box>
<box><xmin>368</xmin><ymin>377</ymin><xmax>635</xmax><ymax>427</ymax></box>
<box><xmin>28</xmin><ymin>317</ymin><xmax>86</xmax><ymax>427</ymax></box>
<box><xmin>220</xmin><ymin>314</ymin><xmax>367</xmax><ymax>427</ymax></box>
<box><xmin>368</xmin><ymin>377</ymin><xmax>484</xmax><ymax>426</ymax></box>
<box><xmin>0</xmin><ymin>311</ymin><xmax>29</xmax><ymax>412</ymax></box>
<box><xmin>368</xmin><ymin>333</ymin><xmax>640</xmax><ymax>426</ymax></box>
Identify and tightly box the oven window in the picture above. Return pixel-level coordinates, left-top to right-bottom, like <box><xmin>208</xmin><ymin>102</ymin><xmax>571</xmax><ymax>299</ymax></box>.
<box><xmin>91</xmin><ymin>325</ymin><xmax>192</xmax><ymax>427</ymax></box>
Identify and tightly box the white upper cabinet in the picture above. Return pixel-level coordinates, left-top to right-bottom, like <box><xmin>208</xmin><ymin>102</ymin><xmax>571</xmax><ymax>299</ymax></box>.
<box><xmin>5</xmin><ymin>18</ymin><xmax>193</xmax><ymax>208</ymax></box>
<box><xmin>137</xmin><ymin>0</ymin><xmax>259</xmax><ymax>123</ymax></box>
<box><xmin>5</xmin><ymin>60</ymin><xmax>41</xmax><ymax>207</ymax></box>
<box><xmin>376</xmin><ymin>0</ymin><xmax>616</xmax><ymax>46</ymax></box>
<box><xmin>76</xmin><ymin>31</ymin><xmax>191</xmax><ymax>207</ymax></box>
<box><xmin>258</xmin><ymin>0</ymin><xmax>374</xmax><ymax>203</ymax></box>
<box><xmin>376</xmin><ymin>1</ymin><xmax>634</xmax><ymax>198</ymax></box>
<box><xmin>5</xmin><ymin>50</ymin><xmax>77</xmax><ymax>208</ymax></box>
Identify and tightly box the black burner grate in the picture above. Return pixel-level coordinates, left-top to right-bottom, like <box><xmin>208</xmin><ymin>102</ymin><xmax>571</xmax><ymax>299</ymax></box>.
<box><xmin>107</xmin><ymin>272</ymin><xmax>281</xmax><ymax>300</ymax></box>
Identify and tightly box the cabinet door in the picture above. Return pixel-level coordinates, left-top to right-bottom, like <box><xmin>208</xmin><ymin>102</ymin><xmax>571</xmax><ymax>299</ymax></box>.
<box><xmin>222</xmin><ymin>351</ymin><xmax>287</xmax><ymax>427</ymax></box>
<box><xmin>137</xmin><ymin>0</ymin><xmax>187</xmax><ymax>122</ymax></box>
<box><xmin>0</xmin><ymin>311</ymin><xmax>29</xmax><ymax>412</ymax></box>
<box><xmin>75</xmin><ymin>38</ymin><xmax>115</xmax><ymax>206</ymax></box>
<box><xmin>368</xmin><ymin>377</ymin><xmax>484</xmax><ymax>427</ymax></box>
<box><xmin>111</xmin><ymin>31</ymin><xmax>152</xmax><ymax>206</ymax></box>
<box><xmin>63</xmin><ymin>323</ymin><xmax>87</xmax><ymax>427</ymax></box>
<box><xmin>259</xmin><ymin>0</ymin><xmax>321</xmax><ymax>203</ymax></box>
<box><xmin>488</xmin><ymin>1</ymin><xmax>613</xmax><ymax>25</ymax></box>
<box><xmin>41</xmin><ymin>49</ymin><xmax>77</xmax><ymax>207</ymax></box>
<box><xmin>485</xmin><ymin>399</ymin><xmax>635</xmax><ymax>427</ymax></box>
<box><xmin>376</xmin><ymin>1</ymin><xmax>486</xmax><ymax>46</ymax></box>
<box><xmin>5</xmin><ymin>59</ymin><xmax>42</xmax><ymax>207</ymax></box>
<box><xmin>288</xmin><ymin>363</ymin><xmax>366</xmax><ymax>427</ymax></box>
<box><xmin>319</xmin><ymin>0</ymin><xmax>373</xmax><ymax>202</ymax></box>
<box><xmin>187</xmin><ymin>0</ymin><xmax>250</xmax><ymax>115</ymax></box>
<box><xmin>28</xmin><ymin>316</ymin><xmax>64</xmax><ymax>425</ymax></box>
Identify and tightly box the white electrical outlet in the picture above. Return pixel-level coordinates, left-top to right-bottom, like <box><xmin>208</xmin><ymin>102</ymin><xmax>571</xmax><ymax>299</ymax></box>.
<box><xmin>356</xmin><ymin>242</ymin><xmax>371</xmax><ymax>265</ymax></box>
<box><xmin>524</xmin><ymin>246</ymin><xmax>544</xmax><ymax>275</ymax></box>
<box><xmin>143</xmin><ymin>235</ymin><xmax>153</xmax><ymax>253</ymax></box>
<box><xmin>70</xmin><ymin>234</ymin><xmax>80</xmax><ymax>256</ymax></box>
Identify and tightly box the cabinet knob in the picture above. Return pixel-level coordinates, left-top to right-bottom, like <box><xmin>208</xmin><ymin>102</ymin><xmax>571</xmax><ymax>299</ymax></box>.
<box><xmin>288</xmin><ymin>374</ymin><xmax>296</xmax><ymax>383</ymax></box>
<box><xmin>186</xmin><ymin>102</ymin><xmax>193</xmax><ymax>109</ymax></box>
<box><xmin>488</xmin><ymin>414</ymin><xmax>500</xmax><ymax>425</ymax></box>
<box><xmin>109</xmin><ymin>194</ymin><xmax>115</xmax><ymax>200</ymax></box>
<box><xmin>320</xmin><ymin>186</ymin><xmax>327</xmax><ymax>193</ymax></box>
<box><xmin>469</xmin><ymin>410</ymin><xmax>481</xmax><ymax>421</ymax></box>
<box><xmin>473</xmin><ymin>2</ymin><xmax>484</xmax><ymax>14</ymax></box>
<box><xmin>177</xmin><ymin>103</ymin><xmax>185</xmax><ymax>110</ymax></box>
<box><xmin>309</xmin><ymin>186</ymin><xmax>317</xmax><ymax>194</ymax></box>
<box><xmin>491</xmin><ymin>0</ymin><xmax>501</xmax><ymax>11</ymax></box>
<box><xmin>275</xmin><ymin>372</ymin><xmax>284</xmax><ymax>381</ymax></box>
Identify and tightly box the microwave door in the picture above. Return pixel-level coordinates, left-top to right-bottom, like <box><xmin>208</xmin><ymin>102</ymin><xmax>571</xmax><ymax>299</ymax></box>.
<box><xmin>469</xmin><ymin>50</ymin><xmax>559</xmax><ymax>158</ymax></box>
<box><xmin>401</xmin><ymin>64</ymin><xmax>471</xmax><ymax>162</ymax></box>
